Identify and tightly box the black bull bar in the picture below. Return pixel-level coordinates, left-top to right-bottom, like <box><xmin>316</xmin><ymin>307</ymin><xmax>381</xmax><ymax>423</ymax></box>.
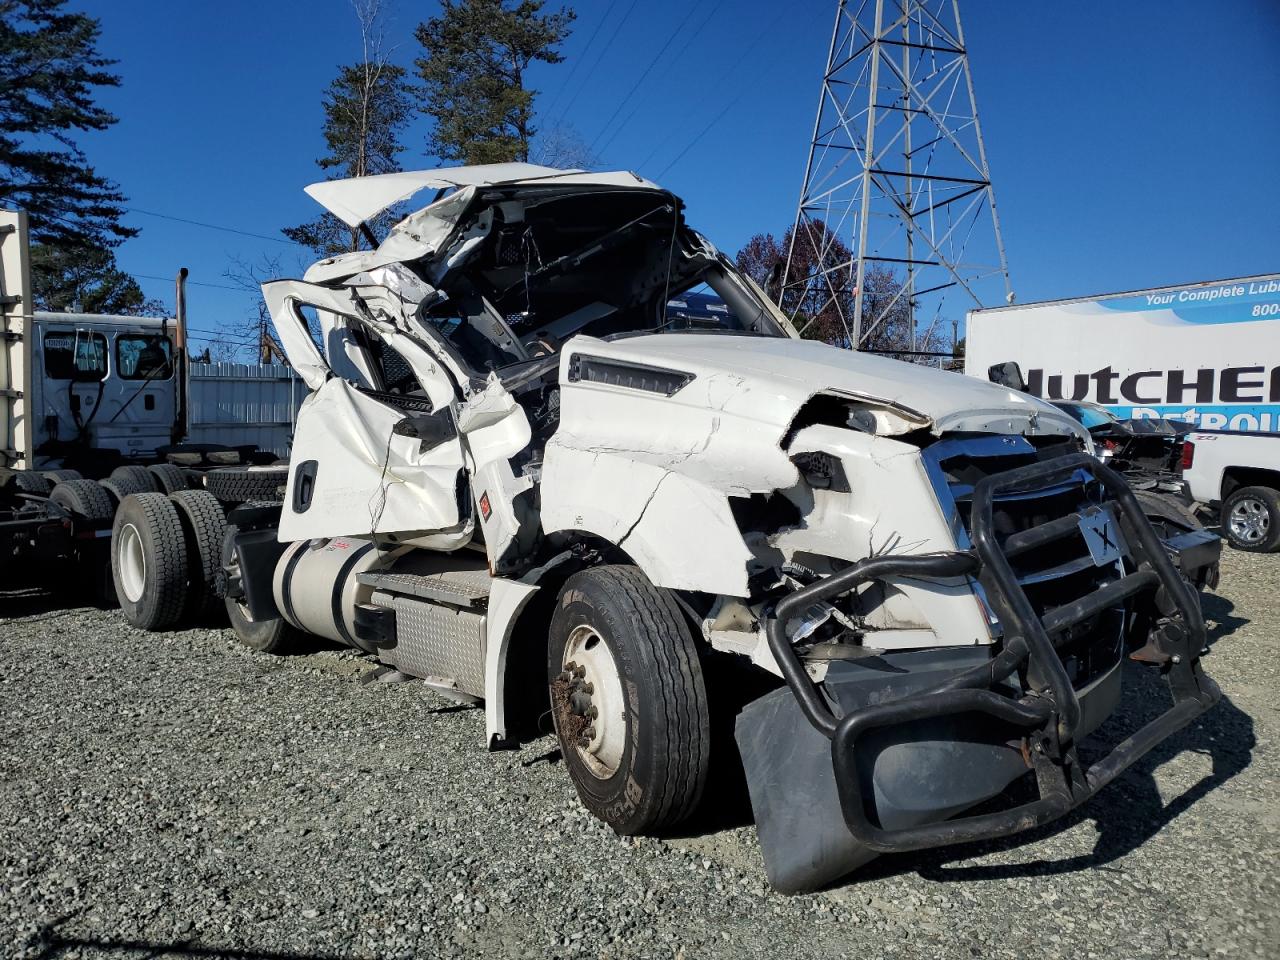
<box><xmin>763</xmin><ymin>452</ymin><xmax>1221</xmax><ymax>856</ymax></box>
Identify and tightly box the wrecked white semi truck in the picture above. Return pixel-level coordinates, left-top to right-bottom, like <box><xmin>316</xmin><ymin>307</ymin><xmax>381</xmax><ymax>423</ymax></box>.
<box><xmin>132</xmin><ymin>164</ymin><xmax>1220</xmax><ymax>892</ymax></box>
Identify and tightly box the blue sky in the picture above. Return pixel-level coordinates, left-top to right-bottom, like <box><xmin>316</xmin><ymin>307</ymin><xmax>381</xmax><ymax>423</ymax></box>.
<box><xmin>70</xmin><ymin>0</ymin><xmax>1280</xmax><ymax>353</ymax></box>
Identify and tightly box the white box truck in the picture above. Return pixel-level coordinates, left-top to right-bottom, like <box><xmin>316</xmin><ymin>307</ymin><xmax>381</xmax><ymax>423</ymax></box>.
<box><xmin>964</xmin><ymin>274</ymin><xmax>1280</xmax><ymax>431</ymax></box>
<box><xmin>965</xmin><ymin>274</ymin><xmax>1280</xmax><ymax>550</ymax></box>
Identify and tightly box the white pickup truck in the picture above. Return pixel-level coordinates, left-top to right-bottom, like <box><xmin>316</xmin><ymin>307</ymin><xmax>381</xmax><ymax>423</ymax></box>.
<box><xmin>1183</xmin><ymin>431</ymin><xmax>1280</xmax><ymax>551</ymax></box>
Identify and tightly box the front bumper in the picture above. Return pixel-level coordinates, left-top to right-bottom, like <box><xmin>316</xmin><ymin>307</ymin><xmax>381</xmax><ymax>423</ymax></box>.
<box><xmin>738</xmin><ymin>453</ymin><xmax>1221</xmax><ymax>892</ymax></box>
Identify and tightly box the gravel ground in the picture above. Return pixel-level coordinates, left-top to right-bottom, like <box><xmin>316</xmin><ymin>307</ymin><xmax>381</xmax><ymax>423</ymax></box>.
<box><xmin>2</xmin><ymin>550</ymin><xmax>1277</xmax><ymax>960</ymax></box>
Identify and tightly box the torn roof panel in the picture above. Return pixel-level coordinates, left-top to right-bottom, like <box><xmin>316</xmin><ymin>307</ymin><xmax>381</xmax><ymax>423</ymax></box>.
<box><xmin>304</xmin><ymin>164</ymin><xmax>662</xmax><ymax>228</ymax></box>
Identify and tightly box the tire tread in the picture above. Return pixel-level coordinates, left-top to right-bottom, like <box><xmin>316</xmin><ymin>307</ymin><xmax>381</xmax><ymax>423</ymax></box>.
<box><xmin>169</xmin><ymin>489</ymin><xmax>228</xmax><ymax>621</ymax></box>
<box><xmin>112</xmin><ymin>492</ymin><xmax>189</xmax><ymax>630</ymax></box>
<box><xmin>555</xmin><ymin>564</ymin><xmax>710</xmax><ymax>832</ymax></box>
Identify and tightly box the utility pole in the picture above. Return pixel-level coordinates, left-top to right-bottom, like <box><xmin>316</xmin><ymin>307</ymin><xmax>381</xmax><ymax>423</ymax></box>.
<box><xmin>782</xmin><ymin>0</ymin><xmax>1012</xmax><ymax>351</ymax></box>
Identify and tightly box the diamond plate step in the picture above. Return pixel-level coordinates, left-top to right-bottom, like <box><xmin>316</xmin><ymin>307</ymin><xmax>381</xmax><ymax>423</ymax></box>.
<box><xmin>358</xmin><ymin>569</ymin><xmax>491</xmax><ymax>609</ymax></box>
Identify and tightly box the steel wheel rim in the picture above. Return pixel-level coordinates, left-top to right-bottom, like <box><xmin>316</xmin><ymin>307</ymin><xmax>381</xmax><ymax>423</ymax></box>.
<box><xmin>563</xmin><ymin>624</ymin><xmax>627</xmax><ymax>779</ymax></box>
<box><xmin>117</xmin><ymin>523</ymin><xmax>146</xmax><ymax>603</ymax></box>
<box><xmin>1228</xmin><ymin>497</ymin><xmax>1270</xmax><ymax>543</ymax></box>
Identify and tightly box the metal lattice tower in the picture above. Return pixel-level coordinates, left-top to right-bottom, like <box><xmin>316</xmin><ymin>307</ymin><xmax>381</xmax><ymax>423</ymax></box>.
<box><xmin>782</xmin><ymin>0</ymin><xmax>1012</xmax><ymax>351</ymax></box>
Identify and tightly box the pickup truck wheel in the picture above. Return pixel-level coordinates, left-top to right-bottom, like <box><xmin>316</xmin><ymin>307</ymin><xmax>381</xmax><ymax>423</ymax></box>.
<box><xmin>111</xmin><ymin>493</ymin><xmax>189</xmax><ymax>630</ymax></box>
<box><xmin>1133</xmin><ymin>489</ymin><xmax>1219</xmax><ymax>589</ymax></box>
<box><xmin>1222</xmin><ymin>486</ymin><xmax>1280</xmax><ymax>552</ymax></box>
<box><xmin>547</xmin><ymin>565</ymin><xmax>710</xmax><ymax>835</ymax></box>
<box><xmin>221</xmin><ymin>527</ymin><xmax>301</xmax><ymax>653</ymax></box>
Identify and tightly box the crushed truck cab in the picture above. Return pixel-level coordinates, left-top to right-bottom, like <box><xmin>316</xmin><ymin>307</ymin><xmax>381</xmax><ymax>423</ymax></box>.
<box><xmin>227</xmin><ymin>163</ymin><xmax>1220</xmax><ymax>892</ymax></box>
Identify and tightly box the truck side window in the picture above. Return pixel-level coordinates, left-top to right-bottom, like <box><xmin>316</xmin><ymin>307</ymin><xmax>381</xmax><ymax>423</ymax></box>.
<box><xmin>117</xmin><ymin>334</ymin><xmax>173</xmax><ymax>380</ymax></box>
<box><xmin>43</xmin><ymin>330</ymin><xmax>108</xmax><ymax>381</ymax></box>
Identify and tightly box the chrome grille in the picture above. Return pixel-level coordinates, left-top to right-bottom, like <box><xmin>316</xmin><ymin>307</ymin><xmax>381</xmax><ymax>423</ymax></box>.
<box><xmin>923</xmin><ymin>435</ymin><xmax>1126</xmax><ymax>687</ymax></box>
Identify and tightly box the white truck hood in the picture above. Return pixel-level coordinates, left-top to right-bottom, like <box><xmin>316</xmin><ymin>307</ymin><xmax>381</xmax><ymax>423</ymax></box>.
<box><xmin>561</xmin><ymin>333</ymin><xmax>1082</xmax><ymax>439</ymax></box>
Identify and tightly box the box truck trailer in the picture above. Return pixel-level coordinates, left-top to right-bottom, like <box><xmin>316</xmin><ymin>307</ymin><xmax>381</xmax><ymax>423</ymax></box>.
<box><xmin>965</xmin><ymin>274</ymin><xmax>1280</xmax><ymax>550</ymax></box>
<box><xmin>964</xmin><ymin>273</ymin><xmax>1280</xmax><ymax>432</ymax></box>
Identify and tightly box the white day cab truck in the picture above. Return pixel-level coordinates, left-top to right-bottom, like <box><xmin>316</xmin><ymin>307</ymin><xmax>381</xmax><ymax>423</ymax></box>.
<box><xmin>1</xmin><ymin>208</ymin><xmax>289</xmax><ymax>603</ymax></box>
<box><xmin>966</xmin><ymin>274</ymin><xmax>1280</xmax><ymax>551</ymax></box>
<box><xmin>107</xmin><ymin>165</ymin><xmax>1223</xmax><ymax>892</ymax></box>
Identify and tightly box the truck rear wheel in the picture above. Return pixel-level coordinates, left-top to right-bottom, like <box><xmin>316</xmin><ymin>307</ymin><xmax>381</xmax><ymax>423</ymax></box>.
<box><xmin>111</xmin><ymin>493</ymin><xmax>189</xmax><ymax>630</ymax></box>
<box><xmin>204</xmin><ymin>465</ymin><xmax>288</xmax><ymax>504</ymax></box>
<box><xmin>170</xmin><ymin>490</ymin><xmax>227</xmax><ymax>622</ymax></box>
<box><xmin>111</xmin><ymin>464</ymin><xmax>160</xmax><ymax>493</ymax></box>
<box><xmin>11</xmin><ymin>470</ymin><xmax>51</xmax><ymax>495</ymax></box>
<box><xmin>51</xmin><ymin>479</ymin><xmax>117</xmax><ymax>607</ymax></box>
<box><xmin>101</xmin><ymin>469</ymin><xmax>154</xmax><ymax>505</ymax></box>
<box><xmin>1222</xmin><ymin>485</ymin><xmax>1280</xmax><ymax>552</ymax></box>
<box><xmin>547</xmin><ymin>565</ymin><xmax>710</xmax><ymax>835</ymax></box>
<box><xmin>148</xmin><ymin>463</ymin><xmax>189</xmax><ymax>495</ymax></box>
<box><xmin>50</xmin><ymin>478</ymin><xmax>114</xmax><ymax>522</ymax></box>
<box><xmin>41</xmin><ymin>469</ymin><xmax>83</xmax><ymax>486</ymax></box>
<box><xmin>221</xmin><ymin>526</ymin><xmax>301</xmax><ymax>653</ymax></box>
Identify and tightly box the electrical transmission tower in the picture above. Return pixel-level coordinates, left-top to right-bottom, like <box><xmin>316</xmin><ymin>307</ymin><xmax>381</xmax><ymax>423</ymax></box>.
<box><xmin>782</xmin><ymin>0</ymin><xmax>1012</xmax><ymax>351</ymax></box>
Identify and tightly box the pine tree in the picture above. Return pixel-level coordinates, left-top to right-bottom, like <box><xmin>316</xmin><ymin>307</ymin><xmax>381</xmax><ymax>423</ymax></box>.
<box><xmin>30</xmin><ymin>243</ymin><xmax>163</xmax><ymax>315</ymax></box>
<box><xmin>283</xmin><ymin>0</ymin><xmax>412</xmax><ymax>257</ymax></box>
<box><xmin>0</xmin><ymin>1</ymin><xmax>135</xmax><ymax>254</ymax></box>
<box><xmin>415</xmin><ymin>0</ymin><xmax>574</xmax><ymax>165</ymax></box>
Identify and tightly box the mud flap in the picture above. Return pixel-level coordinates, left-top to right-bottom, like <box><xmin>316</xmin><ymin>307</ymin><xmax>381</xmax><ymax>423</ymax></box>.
<box><xmin>735</xmin><ymin>647</ymin><xmax>1030</xmax><ymax>893</ymax></box>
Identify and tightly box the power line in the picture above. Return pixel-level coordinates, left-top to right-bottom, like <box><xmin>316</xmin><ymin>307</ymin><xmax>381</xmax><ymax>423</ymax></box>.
<box><xmin>586</xmin><ymin>2</ymin><xmax>706</xmax><ymax>155</ymax></box>
<box><xmin>125</xmin><ymin>207</ymin><xmax>303</xmax><ymax>246</ymax></box>
<box><xmin>133</xmin><ymin>272</ymin><xmax>245</xmax><ymax>292</ymax></box>
<box><xmin>550</xmin><ymin>0</ymin><xmax>641</xmax><ymax>131</ymax></box>
<box><xmin>188</xmin><ymin>331</ymin><xmax>259</xmax><ymax>344</ymax></box>
<box><xmin>649</xmin><ymin>9</ymin><xmax>804</xmax><ymax>179</ymax></box>
<box><xmin>595</xmin><ymin>0</ymin><xmax>727</xmax><ymax>160</ymax></box>
<box><xmin>539</xmin><ymin>3</ymin><xmax>616</xmax><ymax>124</ymax></box>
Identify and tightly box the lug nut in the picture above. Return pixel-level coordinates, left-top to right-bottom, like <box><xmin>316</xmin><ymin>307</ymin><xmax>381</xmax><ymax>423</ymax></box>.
<box><xmin>589</xmin><ymin>706</ymin><xmax>599</xmax><ymax>720</ymax></box>
<box><xmin>583</xmin><ymin>725</ymin><xmax>596</xmax><ymax>740</ymax></box>
<box><xmin>573</xmin><ymin>665</ymin><xmax>586</xmax><ymax>678</ymax></box>
<box><xmin>582</xmin><ymin>682</ymin><xmax>594</xmax><ymax>694</ymax></box>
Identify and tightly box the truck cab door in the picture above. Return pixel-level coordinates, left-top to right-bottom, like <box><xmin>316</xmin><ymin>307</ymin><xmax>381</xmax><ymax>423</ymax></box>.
<box><xmin>94</xmin><ymin>329</ymin><xmax>176</xmax><ymax>459</ymax></box>
<box><xmin>31</xmin><ymin>325</ymin><xmax>109</xmax><ymax>454</ymax></box>
<box><xmin>263</xmin><ymin>280</ymin><xmax>470</xmax><ymax>547</ymax></box>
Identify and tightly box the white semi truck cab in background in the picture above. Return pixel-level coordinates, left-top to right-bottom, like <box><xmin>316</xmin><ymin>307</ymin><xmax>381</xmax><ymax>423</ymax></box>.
<box><xmin>1</xmin><ymin>209</ymin><xmax>191</xmax><ymax>474</ymax></box>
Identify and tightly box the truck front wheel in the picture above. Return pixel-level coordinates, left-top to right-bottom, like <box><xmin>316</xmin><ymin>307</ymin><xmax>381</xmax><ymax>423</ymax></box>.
<box><xmin>547</xmin><ymin>565</ymin><xmax>710</xmax><ymax>835</ymax></box>
<box><xmin>1222</xmin><ymin>485</ymin><xmax>1280</xmax><ymax>552</ymax></box>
